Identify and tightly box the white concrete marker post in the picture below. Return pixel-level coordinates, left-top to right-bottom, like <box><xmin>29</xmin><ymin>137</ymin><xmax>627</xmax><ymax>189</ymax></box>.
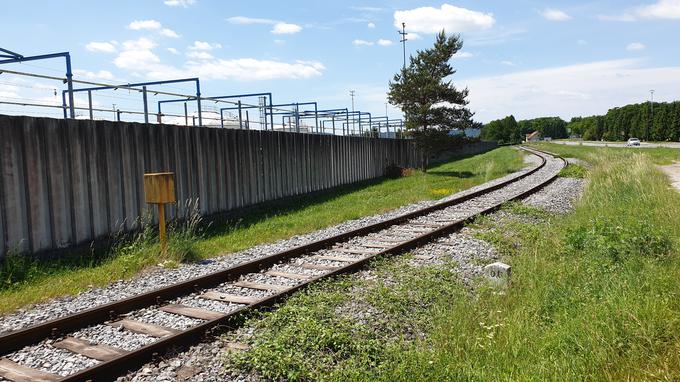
<box><xmin>484</xmin><ymin>262</ymin><xmax>511</xmax><ymax>286</ymax></box>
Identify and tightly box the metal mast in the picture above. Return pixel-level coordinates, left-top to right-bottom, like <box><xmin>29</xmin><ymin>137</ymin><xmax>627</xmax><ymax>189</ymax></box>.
<box><xmin>398</xmin><ymin>22</ymin><xmax>408</xmax><ymax>69</ymax></box>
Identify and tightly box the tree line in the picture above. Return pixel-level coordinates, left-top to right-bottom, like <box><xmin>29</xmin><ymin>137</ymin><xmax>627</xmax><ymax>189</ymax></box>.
<box><xmin>481</xmin><ymin>101</ymin><xmax>680</xmax><ymax>144</ymax></box>
<box><xmin>569</xmin><ymin>101</ymin><xmax>680</xmax><ymax>141</ymax></box>
<box><xmin>480</xmin><ymin>116</ymin><xmax>568</xmax><ymax>144</ymax></box>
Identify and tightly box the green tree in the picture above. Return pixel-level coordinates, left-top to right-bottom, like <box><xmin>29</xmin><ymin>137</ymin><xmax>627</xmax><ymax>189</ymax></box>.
<box><xmin>517</xmin><ymin>117</ymin><xmax>568</xmax><ymax>139</ymax></box>
<box><xmin>481</xmin><ymin>115</ymin><xmax>519</xmax><ymax>144</ymax></box>
<box><xmin>388</xmin><ymin>31</ymin><xmax>472</xmax><ymax>171</ymax></box>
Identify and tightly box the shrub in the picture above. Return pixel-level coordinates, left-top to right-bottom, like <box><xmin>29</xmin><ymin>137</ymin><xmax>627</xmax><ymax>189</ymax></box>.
<box><xmin>566</xmin><ymin>216</ymin><xmax>672</xmax><ymax>262</ymax></box>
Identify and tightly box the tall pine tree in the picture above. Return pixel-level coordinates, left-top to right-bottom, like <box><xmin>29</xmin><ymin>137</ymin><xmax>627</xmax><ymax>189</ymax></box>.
<box><xmin>388</xmin><ymin>31</ymin><xmax>472</xmax><ymax>171</ymax></box>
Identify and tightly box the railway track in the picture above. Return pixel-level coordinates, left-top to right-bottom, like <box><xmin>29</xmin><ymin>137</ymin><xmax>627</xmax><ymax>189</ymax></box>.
<box><xmin>0</xmin><ymin>147</ymin><xmax>566</xmax><ymax>382</ymax></box>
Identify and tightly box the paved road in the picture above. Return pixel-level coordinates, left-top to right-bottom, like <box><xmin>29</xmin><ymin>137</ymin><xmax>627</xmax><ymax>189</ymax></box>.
<box><xmin>551</xmin><ymin>140</ymin><xmax>680</xmax><ymax>149</ymax></box>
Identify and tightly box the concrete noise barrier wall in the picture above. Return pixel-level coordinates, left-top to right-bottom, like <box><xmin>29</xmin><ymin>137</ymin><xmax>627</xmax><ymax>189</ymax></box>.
<box><xmin>0</xmin><ymin>115</ymin><xmax>419</xmax><ymax>257</ymax></box>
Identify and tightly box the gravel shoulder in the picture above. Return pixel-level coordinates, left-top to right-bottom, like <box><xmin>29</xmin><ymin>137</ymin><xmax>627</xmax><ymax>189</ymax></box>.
<box><xmin>658</xmin><ymin>161</ymin><xmax>680</xmax><ymax>192</ymax></box>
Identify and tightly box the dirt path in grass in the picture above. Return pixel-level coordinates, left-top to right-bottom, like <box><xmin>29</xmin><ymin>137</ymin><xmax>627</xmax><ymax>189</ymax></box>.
<box><xmin>659</xmin><ymin>161</ymin><xmax>680</xmax><ymax>192</ymax></box>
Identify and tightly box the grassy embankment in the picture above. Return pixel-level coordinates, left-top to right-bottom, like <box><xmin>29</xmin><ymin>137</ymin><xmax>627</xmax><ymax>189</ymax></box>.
<box><xmin>225</xmin><ymin>145</ymin><xmax>680</xmax><ymax>381</ymax></box>
<box><xmin>0</xmin><ymin>147</ymin><xmax>525</xmax><ymax>314</ymax></box>
<box><xmin>531</xmin><ymin>141</ymin><xmax>680</xmax><ymax>165</ymax></box>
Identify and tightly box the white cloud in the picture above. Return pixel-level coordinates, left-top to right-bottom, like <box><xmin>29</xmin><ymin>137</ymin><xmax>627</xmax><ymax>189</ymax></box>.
<box><xmin>577</xmin><ymin>39</ymin><xmax>588</xmax><ymax>45</ymax></box>
<box><xmin>186</xmin><ymin>51</ymin><xmax>214</xmax><ymax>60</ymax></box>
<box><xmin>128</xmin><ymin>19</ymin><xmax>162</xmax><ymax>30</ymax></box>
<box><xmin>541</xmin><ymin>8</ymin><xmax>571</xmax><ymax>21</ymax></box>
<box><xmin>460</xmin><ymin>59</ymin><xmax>680</xmax><ymax>122</ymax></box>
<box><xmin>189</xmin><ymin>41</ymin><xmax>222</xmax><ymax>50</ymax></box>
<box><xmin>501</xmin><ymin>60</ymin><xmax>515</xmax><ymax>66</ymax></box>
<box><xmin>114</xmin><ymin>49</ymin><xmax>161</xmax><ymax>71</ymax></box>
<box><xmin>187</xmin><ymin>59</ymin><xmax>325</xmax><ymax>81</ymax></box>
<box><xmin>377</xmin><ymin>39</ymin><xmax>393</xmax><ymax>46</ymax></box>
<box><xmin>353</xmin><ymin>39</ymin><xmax>374</xmax><ymax>46</ymax></box>
<box><xmin>122</xmin><ymin>37</ymin><xmax>156</xmax><ymax>51</ymax></box>
<box><xmin>453</xmin><ymin>51</ymin><xmax>474</xmax><ymax>59</ymax></box>
<box><xmin>0</xmin><ymin>84</ymin><xmax>20</xmax><ymax>99</ymax></box>
<box><xmin>113</xmin><ymin>36</ymin><xmax>324</xmax><ymax>81</ymax></box>
<box><xmin>85</xmin><ymin>41</ymin><xmax>117</xmax><ymax>53</ymax></box>
<box><xmin>167</xmin><ymin>47</ymin><xmax>180</xmax><ymax>55</ymax></box>
<box><xmin>113</xmin><ymin>38</ymin><xmax>184</xmax><ymax>79</ymax></box>
<box><xmin>394</xmin><ymin>4</ymin><xmax>494</xmax><ymax>34</ymax></box>
<box><xmin>636</xmin><ymin>0</ymin><xmax>680</xmax><ymax>19</ymax></box>
<box><xmin>73</xmin><ymin>69</ymin><xmax>116</xmax><ymax>80</ymax></box>
<box><xmin>626</xmin><ymin>42</ymin><xmax>646</xmax><ymax>51</ymax></box>
<box><xmin>367</xmin><ymin>22</ymin><xmax>376</xmax><ymax>28</ymax></box>
<box><xmin>127</xmin><ymin>20</ymin><xmax>180</xmax><ymax>38</ymax></box>
<box><xmin>164</xmin><ymin>0</ymin><xmax>196</xmax><ymax>7</ymax></box>
<box><xmin>271</xmin><ymin>23</ymin><xmax>302</xmax><ymax>34</ymax></box>
<box><xmin>227</xmin><ymin>16</ymin><xmax>276</xmax><ymax>25</ymax></box>
<box><xmin>599</xmin><ymin>0</ymin><xmax>680</xmax><ymax>21</ymax></box>
<box><xmin>227</xmin><ymin>16</ymin><xmax>302</xmax><ymax>34</ymax></box>
<box><xmin>160</xmin><ymin>28</ymin><xmax>180</xmax><ymax>38</ymax></box>
<box><xmin>408</xmin><ymin>32</ymin><xmax>421</xmax><ymax>40</ymax></box>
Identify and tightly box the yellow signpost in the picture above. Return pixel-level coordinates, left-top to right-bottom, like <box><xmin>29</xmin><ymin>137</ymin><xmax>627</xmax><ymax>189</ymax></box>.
<box><xmin>143</xmin><ymin>172</ymin><xmax>176</xmax><ymax>255</ymax></box>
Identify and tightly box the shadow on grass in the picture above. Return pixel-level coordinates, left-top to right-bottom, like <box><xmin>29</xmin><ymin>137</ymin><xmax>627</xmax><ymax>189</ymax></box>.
<box><xmin>0</xmin><ymin>175</ymin><xmax>396</xmax><ymax>291</ymax></box>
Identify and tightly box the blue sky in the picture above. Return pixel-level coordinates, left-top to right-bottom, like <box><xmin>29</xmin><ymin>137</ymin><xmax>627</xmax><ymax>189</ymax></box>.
<box><xmin>1</xmin><ymin>0</ymin><xmax>679</xmax><ymax>124</ymax></box>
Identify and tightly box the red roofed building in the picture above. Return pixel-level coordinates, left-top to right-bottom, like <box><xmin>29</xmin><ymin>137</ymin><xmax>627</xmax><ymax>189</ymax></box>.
<box><xmin>525</xmin><ymin>131</ymin><xmax>541</xmax><ymax>142</ymax></box>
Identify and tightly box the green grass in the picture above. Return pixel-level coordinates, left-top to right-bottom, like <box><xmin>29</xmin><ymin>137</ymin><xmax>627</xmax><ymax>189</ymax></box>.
<box><xmin>0</xmin><ymin>147</ymin><xmax>525</xmax><ymax>314</ymax></box>
<box><xmin>558</xmin><ymin>163</ymin><xmax>588</xmax><ymax>178</ymax></box>
<box><xmin>225</xmin><ymin>150</ymin><xmax>680</xmax><ymax>381</ymax></box>
<box><xmin>529</xmin><ymin>141</ymin><xmax>680</xmax><ymax>165</ymax></box>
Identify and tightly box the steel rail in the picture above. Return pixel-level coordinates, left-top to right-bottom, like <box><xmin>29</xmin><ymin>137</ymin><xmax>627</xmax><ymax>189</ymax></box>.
<box><xmin>0</xmin><ymin>148</ymin><xmax>547</xmax><ymax>354</ymax></box>
<box><xmin>0</xmin><ymin>148</ymin><xmax>563</xmax><ymax>382</ymax></box>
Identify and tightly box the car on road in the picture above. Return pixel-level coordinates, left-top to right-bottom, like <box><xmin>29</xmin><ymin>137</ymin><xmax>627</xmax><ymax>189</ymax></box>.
<box><xmin>627</xmin><ymin>138</ymin><xmax>641</xmax><ymax>146</ymax></box>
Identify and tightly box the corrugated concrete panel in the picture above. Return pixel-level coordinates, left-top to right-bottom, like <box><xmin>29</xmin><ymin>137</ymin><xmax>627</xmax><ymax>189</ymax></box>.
<box><xmin>0</xmin><ymin>115</ymin><xmax>420</xmax><ymax>257</ymax></box>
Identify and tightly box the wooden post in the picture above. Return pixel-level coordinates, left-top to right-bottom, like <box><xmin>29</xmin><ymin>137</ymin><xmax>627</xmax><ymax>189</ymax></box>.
<box><xmin>158</xmin><ymin>205</ymin><xmax>166</xmax><ymax>254</ymax></box>
<box><xmin>143</xmin><ymin>172</ymin><xmax>176</xmax><ymax>256</ymax></box>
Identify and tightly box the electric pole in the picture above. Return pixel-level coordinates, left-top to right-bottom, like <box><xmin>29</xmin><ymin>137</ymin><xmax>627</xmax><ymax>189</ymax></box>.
<box><xmin>649</xmin><ymin>89</ymin><xmax>655</xmax><ymax>141</ymax></box>
<box><xmin>350</xmin><ymin>90</ymin><xmax>356</xmax><ymax>134</ymax></box>
<box><xmin>398</xmin><ymin>22</ymin><xmax>408</xmax><ymax>69</ymax></box>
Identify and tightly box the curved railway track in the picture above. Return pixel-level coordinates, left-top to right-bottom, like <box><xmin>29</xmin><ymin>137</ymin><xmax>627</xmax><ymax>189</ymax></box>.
<box><xmin>0</xmin><ymin>147</ymin><xmax>566</xmax><ymax>382</ymax></box>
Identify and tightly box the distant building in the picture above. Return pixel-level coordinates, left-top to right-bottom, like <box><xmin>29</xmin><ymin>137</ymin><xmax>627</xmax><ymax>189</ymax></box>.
<box><xmin>526</xmin><ymin>131</ymin><xmax>541</xmax><ymax>142</ymax></box>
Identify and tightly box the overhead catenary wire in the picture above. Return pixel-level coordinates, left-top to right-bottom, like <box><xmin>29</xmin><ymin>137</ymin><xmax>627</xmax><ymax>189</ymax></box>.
<box><xmin>0</xmin><ymin>68</ymin><xmax>297</xmax><ymax>113</ymax></box>
<box><xmin>0</xmin><ymin>100</ymin><xmax>228</xmax><ymax>122</ymax></box>
<box><xmin>1</xmin><ymin>68</ymin><xmax>404</xmax><ymax>135</ymax></box>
